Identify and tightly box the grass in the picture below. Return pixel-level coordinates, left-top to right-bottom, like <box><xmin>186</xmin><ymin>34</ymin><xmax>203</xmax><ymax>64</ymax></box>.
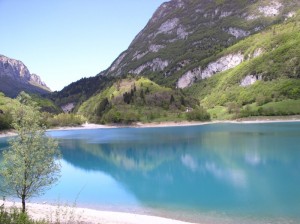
<box><xmin>254</xmin><ymin>99</ymin><xmax>300</xmax><ymax>115</ymax></box>
<box><xmin>208</xmin><ymin>106</ymin><xmax>234</xmax><ymax>120</ymax></box>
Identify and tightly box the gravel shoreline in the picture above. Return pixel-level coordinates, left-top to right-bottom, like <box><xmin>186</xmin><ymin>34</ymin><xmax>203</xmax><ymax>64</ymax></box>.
<box><xmin>0</xmin><ymin>200</ymin><xmax>195</xmax><ymax>224</ymax></box>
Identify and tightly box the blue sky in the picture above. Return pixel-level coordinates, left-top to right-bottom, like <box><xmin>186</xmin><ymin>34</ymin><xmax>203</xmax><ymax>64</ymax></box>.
<box><xmin>0</xmin><ymin>0</ymin><xmax>166</xmax><ymax>91</ymax></box>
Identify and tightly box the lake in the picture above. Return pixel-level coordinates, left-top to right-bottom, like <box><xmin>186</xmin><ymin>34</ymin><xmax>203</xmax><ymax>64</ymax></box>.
<box><xmin>1</xmin><ymin>122</ymin><xmax>300</xmax><ymax>224</ymax></box>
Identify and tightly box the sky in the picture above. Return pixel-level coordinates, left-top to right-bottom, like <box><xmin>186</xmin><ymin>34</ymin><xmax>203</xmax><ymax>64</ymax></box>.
<box><xmin>0</xmin><ymin>0</ymin><xmax>166</xmax><ymax>91</ymax></box>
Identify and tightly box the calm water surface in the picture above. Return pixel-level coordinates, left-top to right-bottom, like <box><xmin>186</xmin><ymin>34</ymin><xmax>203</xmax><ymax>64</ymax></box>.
<box><xmin>1</xmin><ymin>122</ymin><xmax>300</xmax><ymax>224</ymax></box>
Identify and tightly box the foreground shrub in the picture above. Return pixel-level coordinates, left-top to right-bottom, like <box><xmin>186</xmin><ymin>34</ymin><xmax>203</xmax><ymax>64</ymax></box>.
<box><xmin>0</xmin><ymin>113</ymin><xmax>12</xmax><ymax>131</ymax></box>
<box><xmin>0</xmin><ymin>203</ymin><xmax>46</xmax><ymax>224</ymax></box>
<box><xmin>46</xmin><ymin>113</ymin><xmax>86</xmax><ymax>127</ymax></box>
<box><xmin>186</xmin><ymin>107</ymin><xmax>211</xmax><ymax>121</ymax></box>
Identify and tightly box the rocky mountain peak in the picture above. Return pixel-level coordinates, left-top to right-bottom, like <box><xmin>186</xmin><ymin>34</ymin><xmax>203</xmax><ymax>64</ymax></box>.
<box><xmin>0</xmin><ymin>55</ymin><xmax>31</xmax><ymax>80</ymax></box>
<box><xmin>100</xmin><ymin>0</ymin><xmax>300</xmax><ymax>89</ymax></box>
<box><xmin>0</xmin><ymin>54</ymin><xmax>51</xmax><ymax>97</ymax></box>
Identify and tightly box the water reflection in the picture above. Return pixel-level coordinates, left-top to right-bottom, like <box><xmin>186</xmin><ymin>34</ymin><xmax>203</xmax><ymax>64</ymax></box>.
<box><xmin>1</xmin><ymin>123</ymin><xmax>300</xmax><ymax>222</ymax></box>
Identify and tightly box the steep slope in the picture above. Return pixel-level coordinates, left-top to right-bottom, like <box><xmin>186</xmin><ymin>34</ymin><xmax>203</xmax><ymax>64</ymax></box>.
<box><xmin>48</xmin><ymin>75</ymin><xmax>115</xmax><ymax>112</ymax></box>
<box><xmin>185</xmin><ymin>10</ymin><xmax>300</xmax><ymax>118</ymax></box>
<box><xmin>102</xmin><ymin>0</ymin><xmax>300</xmax><ymax>88</ymax></box>
<box><xmin>0</xmin><ymin>54</ymin><xmax>51</xmax><ymax>98</ymax></box>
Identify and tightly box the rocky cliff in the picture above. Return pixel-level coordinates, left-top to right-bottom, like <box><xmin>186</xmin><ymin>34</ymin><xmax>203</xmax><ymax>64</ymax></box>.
<box><xmin>101</xmin><ymin>0</ymin><xmax>300</xmax><ymax>88</ymax></box>
<box><xmin>0</xmin><ymin>54</ymin><xmax>50</xmax><ymax>97</ymax></box>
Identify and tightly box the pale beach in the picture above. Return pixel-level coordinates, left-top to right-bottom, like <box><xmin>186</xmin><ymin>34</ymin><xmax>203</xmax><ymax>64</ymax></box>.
<box><xmin>0</xmin><ymin>200</ymin><xmax>195</xmax><ymax>224</ymax></box>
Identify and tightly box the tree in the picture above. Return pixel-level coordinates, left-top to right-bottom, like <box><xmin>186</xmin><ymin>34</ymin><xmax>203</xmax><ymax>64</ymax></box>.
<box><xmin>170</xmin><ymin>94</ymin><xmax>175</xmax><ymax>104</ymax></box>
<box><xmin>0</xmin><ymin>92</ymin><xmax>61</xmax><ymax>213</ymax></box>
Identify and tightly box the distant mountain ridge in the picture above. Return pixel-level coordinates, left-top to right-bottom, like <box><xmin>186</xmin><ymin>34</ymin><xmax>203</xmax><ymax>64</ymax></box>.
<box><xmin>0</xmin><ymin>54</ymin><xmax>50</xmax><ymax>98</ymax></box>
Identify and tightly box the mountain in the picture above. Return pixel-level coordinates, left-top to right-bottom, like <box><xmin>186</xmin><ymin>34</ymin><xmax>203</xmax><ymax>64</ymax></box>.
<box><xmin>53</xmin><ymin>0</ymin><xmax>300</xmax><ymax>121</ymax></box>
<box><xmin>102</xmin><ymin>0</ymin><xmax>300</xmax><ymax>87</ymax></box>
<box><xmin>0</xmin><ymin>54</ymin><xmax>51</xmax><ymax>98</ymax></box>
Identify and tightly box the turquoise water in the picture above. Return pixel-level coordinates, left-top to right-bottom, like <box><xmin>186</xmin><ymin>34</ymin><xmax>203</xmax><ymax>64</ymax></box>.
<box><xmin>1</xmin><ymin>122</ymin><xmax>300</xmax><ymax>223</ymax></box>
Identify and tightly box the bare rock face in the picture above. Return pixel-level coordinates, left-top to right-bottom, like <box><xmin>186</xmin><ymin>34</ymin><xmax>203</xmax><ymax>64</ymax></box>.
<box><xmin>108</xmin><ymin>52</ymin><xmax>127</xmax><ymax>73</ymax></box>
<box><xmin>149</xmin><ymin>44</ymin><xmax>165</xmax><ymax>53</ymax></box>
<box><xmin>30</xmin><ymin>73</ymin><xmax>48</xmax><ymax>87</ymax></box>
<box><xmin>177</xmin><ymin>53</ymin><xmax>244</xmax><ymax>88</ymax></box>
<box><xmin>158</xmin><ymin>18</ymin><xmax>179</xmax><ymax>35</ymax></box>
<box><xmin>240</xmin><ymin>75</ymin><xmax>262</xmax><ymax>87</ymax></box>
<box><xmin>226</xmin><ymin>27</ymin><xmax>250</xmax><ymax>38</ymax></box>
<box><xmin>130</xmin><ymin>58</ymin><xmax>169</xmax><ymax>75</ymax></box>
<box><xmin>0</xmin><ymin>54</ymin><xmax>50</xmax><ymax>97</ymax></box>
<box><xmin>96</xmin><ymin>0</ymin><xmax>300</xmax><ymax>89</ymax></box>
<box><xmin>258</xmin><ymin>1</ymin><xmax>282</xmax><ymax>17</ymax></box>
<box><xmin>61</xmin><ymin>102</ymin><xmax>75</xmax><ymax>113</ymax></box>
<box><xmin>0</xmin><ymin>55</ymin><xmax>31</xmax><ymax>80</ymax></box>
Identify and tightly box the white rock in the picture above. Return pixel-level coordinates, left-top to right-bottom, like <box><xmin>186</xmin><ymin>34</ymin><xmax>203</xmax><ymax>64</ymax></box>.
<box><xmin>220</xmin><ymin>11</ymin><xmax>232</xmax><ymax>18</ymax></box>
<box><xmin>158</xmin><ymin>18</ymin><xmax>179</xmax><ymax>34</ymax></box>
<box><xmin>176</xmin><ymin>25</ymin><xmax>189</xmax><ymax>39</ymax></box>
<box><xmin>240</xmin><ymin>75</ymin><xmax>262</xmax><ymax>87</ymax></box>
<box><xmin>201</xmin><ymin>53</ymin><xmax>244</xmax><ymax>79</ymax></box>
<box><xmin>133</xmin><ymin>51</ymin><xmax>148</xmax><ymax>60</ymax></box>
<box><xmin>245</xmin><ymin>14</ymin><xmax>260</xmax><ymax>21</ymax></box>
<box><xmin>177</xmin><ymin>68</ymin><xmax>201</xmax><ymax>89</ymax></box>
<box><xmin>109</xmin><ymin>52</ymin><xmax>127</xmax><ymax>73</ymax></box>
<box><xmin>177</xmin><ymin>52</ymin><xmax>244</xmax><ymax>88</ymax></box>
<box><xmin>253</xmin><ymin>48</ymin><xmax>264</xmax><ymax>58</ymax></box>
<box><xmin>130</xmin><ymin>58</ymin><xmax>169</xmax><ymax>75</ymax></box>
<box><xmin>61</xmin><ymin>103</ymin><xmax>75</xmax><ymax>113</ymax></box>
<box><xmin>149</xmin><ymin>44</ymin><xmax>165</xmax><ymax>53</ymax></box>
<box><xmin>286</xmin><ymin>11</ymin><xmax>296</xmax><ymax>18</ymax></box>
<box><xmin>258</xmin><ymin>1</ymin><xmax>282</xmax><ymax>17</ymax></box>
<box><xmin>227</xmin><ymin>27</ymin><xmax>250</xmax><ymax>38</ymax></box>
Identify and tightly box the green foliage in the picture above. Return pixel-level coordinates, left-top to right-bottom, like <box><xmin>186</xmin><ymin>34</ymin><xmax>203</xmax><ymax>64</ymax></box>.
<box><xmin>0</xmin><ymin>92</ymin><xmax>61</xmax><ymax>213</ymax></box>
<box><xmin>207</xmin><ymin>106</ymin><xmax>234</xmax><ymax>120</ymax></box>
<box><xmin>101</xmin><ymin>106</ymin><xmax>140</xmax><ymax>124</ymax></box>
<box><xmin>44</xmin><ymin>113</ymin><xmax>86</xmax><ymax>128</ymax></box>
<box><xmin>77</xmin><ymin>77</ymin><xmax>204</xmax><ymax>124</ymax></box>
<box><xmin>240</xmin><ymin>99</ymin><xmax>300</xmax><ymax>117</ymax></box>
<box><xmin>186</xmin><ymin>106</ymin><xmax>211</xmax><ymax>121</ymax></box>
<box><xmin>0</xmin><ymin>113</ymin><xmax>12</xmax><ymax>131</ymax></box>
<box><xmin>49</xmin><ymin>75</ymin><xmax>115</xmax><ymax>111</ymax></box>
<box><xmin>186</xmin><ymin>12</ymin><xmax>300</xmax><ymax>109</ymax></box>
<box><xmin>29</xmin><ymin>94</ymin><xmax>62</xmax><ymax>114</ymax></box>
<box><xmin>0</xmin><ymin>204</ymin><xmax>45</xmax><ymax>224</ymax></box>
<box><xmin>0</xmin><ymin>93</ymin><xmax>17</xmax><ymax>130</ymax></box>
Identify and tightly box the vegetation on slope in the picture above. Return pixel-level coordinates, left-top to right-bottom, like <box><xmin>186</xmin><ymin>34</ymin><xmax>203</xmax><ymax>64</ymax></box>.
<box><xmin>78</xmin><ymin>76</ymin><xmax>210</xmax><ymax>124</ymax></box>
<box><xmin>0</xmin><ymin>92</ymin><xmax>85</xmax><ymax>131</ymax></box>
<box><xmin>106</xmin><ymin>0</ymin><xmax>300</xmax><ymax>88</ymax></box>
<box><xmin>47</xmin><ymin>2</ymin><xmax>300</xmax><ymax>122</ymax></box>
<box><xmin>48</xmin><ymin>75</ymin><xmax>115</xmax><ymax>111</ymax></box>
<box><xmin>0</xmin><ymin>93</ymin><xmax>15</xmax><ymax>130</ymax></box>
<box><xmin>186</xmin><ymin>11</ymin><xmax>300</xmax><ymax>119</ymax></box>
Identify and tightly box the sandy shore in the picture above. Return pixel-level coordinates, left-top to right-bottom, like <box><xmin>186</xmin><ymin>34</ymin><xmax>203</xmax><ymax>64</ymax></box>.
<box><xmin>1</xmin><ymin>118</ymin><xmax>300</xmax><ymax>138</ymax></box>
<box><xmin>48</xmin><ymin>118</ymin><xmax>300</xmax><ymax>131</ymax></box>
<box><xmin>0</xmin><ymin>130</ymin><xmax>17</xmax><ymax>138</ymax></box>
<box><xmin>0</xmin><ymin>200</ymin><xmax>195</xmax><ymax>224</ymax></box>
